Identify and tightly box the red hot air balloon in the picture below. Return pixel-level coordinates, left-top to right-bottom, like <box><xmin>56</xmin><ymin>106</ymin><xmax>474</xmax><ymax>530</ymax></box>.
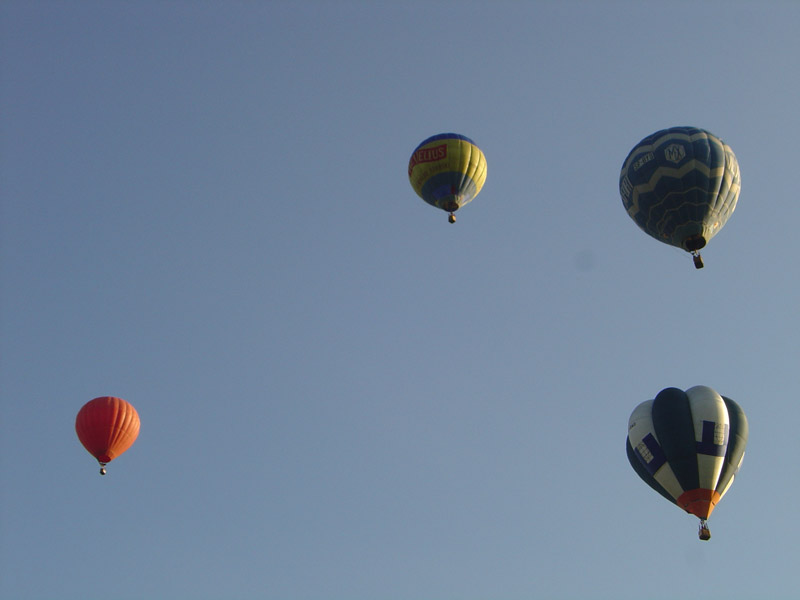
<box><xmin>75</xmin><ymin>396</ymin><xmax>140</xmax><ymax>475</ymax></box>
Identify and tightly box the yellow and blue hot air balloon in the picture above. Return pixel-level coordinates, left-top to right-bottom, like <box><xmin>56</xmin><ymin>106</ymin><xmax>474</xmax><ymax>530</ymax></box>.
<box><xmin>619</xmin><ymin>127</ymin><xmax>741</xmax><ymax>268</ymax></box>
<box><xmin>626</xmin><ymin>386</ymin><xmax>748</xmax><ymax>541</ymax></box>
<box><xmin>408</xmin><ymin>133</ymin><xmax>487</xmax><ymax>223</ymax></box>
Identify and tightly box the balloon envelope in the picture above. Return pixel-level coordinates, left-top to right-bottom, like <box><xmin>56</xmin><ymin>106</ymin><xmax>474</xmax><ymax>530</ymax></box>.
<box><xmin>408</xmin><ymin>133</ymin><xmax>487</xmax><ymax>216</ymax></box>
<box><xmin>626</xmin><ymin>386</ymin><xmax>748</xmax><ymax>520</ymax></box>
<box><xmin>619</xmin><ymin>126</ymin><xmax>740</xmax><ymax>253</ymax></box>
<box><xmin>75</xmin><ymin>396</ymin><xmax>140</xmax><ymax>465</ymax></box>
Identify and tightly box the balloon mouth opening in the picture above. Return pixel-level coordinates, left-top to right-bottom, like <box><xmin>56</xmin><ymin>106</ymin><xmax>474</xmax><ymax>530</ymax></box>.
<box><xmin>677</xmin><ymin>488</ymin><xmax>721</xmax><ymax>519</ymax></box>
<box><xmin>683</xmin><ymin>235</ymin><xmax>706</xmax><ymax>252</ymax></box>
<box><xmin>440</xmin><ymin>199</ymin><xmax>459</xmax><ymax>213</ymax></box>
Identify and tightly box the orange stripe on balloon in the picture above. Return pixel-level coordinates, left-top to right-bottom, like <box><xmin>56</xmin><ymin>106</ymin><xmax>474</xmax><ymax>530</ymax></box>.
<box><xmin>677</xmin><ymin>488</ymin><xmax>721</xmax><ymax>519</ymax></box>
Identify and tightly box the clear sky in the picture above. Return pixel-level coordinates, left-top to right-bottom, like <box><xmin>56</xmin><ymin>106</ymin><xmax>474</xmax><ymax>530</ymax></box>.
<box><xmin>2</xmin><ymin>2</ymin><xmax>799</xmax><ymax>599</ymax></box>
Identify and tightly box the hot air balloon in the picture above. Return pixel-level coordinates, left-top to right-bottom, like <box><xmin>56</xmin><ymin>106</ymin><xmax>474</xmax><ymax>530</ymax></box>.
<box><xmin>75</xmin><ymin>396</ymin><xmax>140</xmax><ymax>475</ymax></box>
<box><xmin>626</xmin><ymin>386</ymin><xmax>748</xmax><ymax>540</ymax></box>
<box><xmin>619</xmin><ymin>126</ymin><xmax>740</xmax><ymax>268</ymax></box>
<box><xmin>408</xmin><ymin>133</ymin><xmax>487</xmax><ymax>223</ymax></box>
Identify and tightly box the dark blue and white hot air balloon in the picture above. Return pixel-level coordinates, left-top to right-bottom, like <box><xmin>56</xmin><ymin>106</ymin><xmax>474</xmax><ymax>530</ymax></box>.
<box><xmin>626</xmin><ymin>386</ymin><xmax>748</xmax><ymax>540</ymax></box>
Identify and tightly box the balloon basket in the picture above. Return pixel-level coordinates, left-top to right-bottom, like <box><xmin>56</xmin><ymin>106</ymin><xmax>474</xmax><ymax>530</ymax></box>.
<box><xmin>448</xmin><ymin>213</ymin><xmax>456</xmax><ymax>224</ymax></box>
<box><xmin>99</xmin><ymin>462</ymin><xmax>107</xmax><ymax>476</ymax></box>
<box><xmin>698</xmin><ymin>520</ymin><xmax>711</xmax><ymax>541</ymax></box>
<box><xmin>692</xmin><ymin>253</ymin><xmax>704</xmax><ymax>269</ymax></box>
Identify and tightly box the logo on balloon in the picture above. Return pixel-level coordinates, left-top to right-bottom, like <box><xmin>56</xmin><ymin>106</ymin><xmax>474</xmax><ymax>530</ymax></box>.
<box><xmin>408</xmin><ymin>144</ymin><xmax>448</xmax><ymax>176</ymax></box>
<box><xmin>632</xmin><ymin>152</ymin><xmax>654</xmax><ymax>172</ymax></box>
<box><xmin>620</xmin><ymin>175</ymin><xmax>633</xmax><ymax>201</ymax></box>
<box><xmin>664</xmin><ymin>144</ymin><xmax>686</xmax><ymax>164</ymax></box>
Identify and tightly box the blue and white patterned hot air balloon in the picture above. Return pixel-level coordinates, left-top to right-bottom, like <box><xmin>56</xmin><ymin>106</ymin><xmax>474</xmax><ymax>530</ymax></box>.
<box><xmin>619</xmin><ymin>127</ymin><xmax>740</xmax><ymax>268</ymax></box>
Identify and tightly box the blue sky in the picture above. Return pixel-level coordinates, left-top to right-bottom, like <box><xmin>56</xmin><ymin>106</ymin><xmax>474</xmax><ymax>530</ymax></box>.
<box><xmin>2</xmin><ymin>2</ymin><xmax>799</xmax><ymax>599</ymax></box>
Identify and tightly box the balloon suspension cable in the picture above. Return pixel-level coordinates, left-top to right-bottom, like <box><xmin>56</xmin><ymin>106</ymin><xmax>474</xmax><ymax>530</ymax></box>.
<box><xmin>691</xmin><ymin>251</ymin><xmax>704</xmax><ymax>269</ymax></box>
<box><xmin>448</xmin><ymin>212</ymin><xmax>456</xmax><ymax>224</ymax></box>
<box><xmin>99</xmin><ymin>462</ymin><xmax>107</xmax><ymax>476</ymax></box>
<box><xmin>698</xmin><ymin>519</ymin><xmax>711</xmax><ymax>541</ymax></box>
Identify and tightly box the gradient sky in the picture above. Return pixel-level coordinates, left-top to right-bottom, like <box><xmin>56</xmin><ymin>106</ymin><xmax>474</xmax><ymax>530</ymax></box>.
<box><xmin>2</xmin><ymin>2</ymin><xmax>799</xmax><ymax>599</ymax></box>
